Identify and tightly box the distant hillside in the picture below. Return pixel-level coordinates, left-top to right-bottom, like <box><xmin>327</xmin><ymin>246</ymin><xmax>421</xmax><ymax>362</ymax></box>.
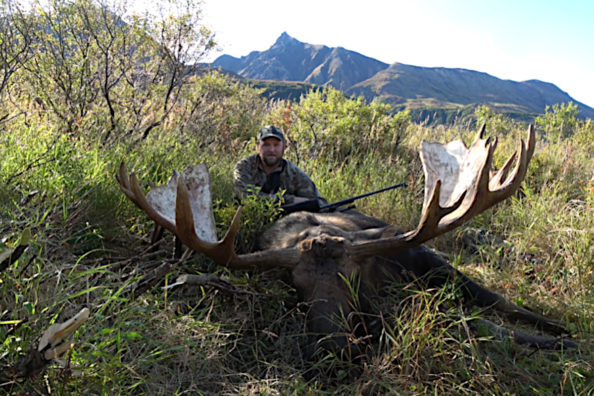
<box><xmin>214</xmin><ymin>32</ymin><xmax>388</xmax><ymax>91</ymax></box>
<box><xmin>348</xmin><ymin>63</ymin><xmax>585</xmax><ymax>116</ymax></box>
<box><xmin>212</xmin><ymin>33</ymin><xmax>594</xmax><ymax>121</ymax></box>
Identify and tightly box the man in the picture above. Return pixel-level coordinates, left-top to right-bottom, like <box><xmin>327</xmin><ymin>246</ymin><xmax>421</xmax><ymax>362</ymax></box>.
<box><xmin>233</xmin><ymin>125</ymin><xmax>326</xmax><ymax>207</ymax></box>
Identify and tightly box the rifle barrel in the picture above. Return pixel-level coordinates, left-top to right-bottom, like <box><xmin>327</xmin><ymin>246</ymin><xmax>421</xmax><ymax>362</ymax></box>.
<box><xmin>320</xmin><ymin>182</ymin><xmax>407</xmax><ymax>211</ymax></box>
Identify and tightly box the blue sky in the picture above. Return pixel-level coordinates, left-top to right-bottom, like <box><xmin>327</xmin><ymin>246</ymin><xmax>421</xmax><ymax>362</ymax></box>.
<box><xmin>199</xmin><ymin>0</ymin><xmax>594</xmax><ymax>109</ymax></box>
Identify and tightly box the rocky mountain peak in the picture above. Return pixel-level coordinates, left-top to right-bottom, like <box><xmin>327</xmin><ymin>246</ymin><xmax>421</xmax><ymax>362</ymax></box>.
<box><xmin>272</xmin><ymin>32</ymin><xmax>301</xmax><ymax>48</ymax></box>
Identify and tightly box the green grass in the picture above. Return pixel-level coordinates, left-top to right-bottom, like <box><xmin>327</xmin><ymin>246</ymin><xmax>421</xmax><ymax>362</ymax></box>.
<box><xmin>1</xmin><ymin>89</ymin><xmax>593</xmax><ymax>395</ymax></box>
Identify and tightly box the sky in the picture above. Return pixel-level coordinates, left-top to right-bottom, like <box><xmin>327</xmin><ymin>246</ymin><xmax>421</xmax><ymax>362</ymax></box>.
<box><xmin>196</xmin><ymin>0</ymin><xmax>594</xmax><ymax>109</ymax></box>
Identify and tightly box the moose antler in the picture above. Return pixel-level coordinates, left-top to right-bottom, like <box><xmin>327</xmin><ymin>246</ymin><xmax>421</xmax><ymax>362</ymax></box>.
<box><xmin>117</xmin><ymin>163</ymin><xmax>300</xmax><ymax>269</ymax></box>
<box><xmin>118</xmin><ymin>125</ymin><xmax>534</xmax><ymax>269</ymax></box>
<box><xmin>349</xmin><ymin>125</ymin><xmax>535</xmax><ymax>259</ymax></box>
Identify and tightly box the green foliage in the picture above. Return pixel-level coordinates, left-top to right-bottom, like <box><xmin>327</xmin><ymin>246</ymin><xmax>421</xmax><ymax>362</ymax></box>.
<box><xmin>0</xmin><ymin>0</ymin><xmax>35</xmax><ymax>102</ymax></box>
<box><xmin>3</xmin><ymin>0</ymin><xmax>216</xmax><ymax>144</ymax></box>
<box><xmin>173</xmin><ymin>71</ymin><xmax>268</xmax><ymax>152</ymax></box>
<box><xmin>535</xmin><ymin>102</ymin><xmax>580</xmax><ymax>142</ymax></box>
<box><xmin>216</xmin><ymin>189</ymin><xmax>283</xmax><ymax>254</ymax></box>
<box><xmin>474</xmin><ymin>104</ymin><xmax>516</xmax><ymax>134</ymax></box>
<box><xmin>0</xmin><ymin>1</ymin><xmax>592</xmax><ymax>393</ymax></box>
<box><xmin>280</xmin><ymin>87</ymin><xmax>410</xmax><ymax>165</ymax></box>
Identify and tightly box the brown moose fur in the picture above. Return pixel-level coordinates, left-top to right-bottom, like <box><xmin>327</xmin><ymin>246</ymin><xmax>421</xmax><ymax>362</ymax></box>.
<box><xmin>259</xmin><ymin>211</ymin><xmax>575</xmax><ymax>353</ymax></box>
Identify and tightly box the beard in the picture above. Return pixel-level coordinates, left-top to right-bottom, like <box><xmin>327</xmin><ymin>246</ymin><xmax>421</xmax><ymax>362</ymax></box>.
<box><xmin>261</xmin><ymin>154</ymin><xmax>281</xmax><ymax>167</ymax></box>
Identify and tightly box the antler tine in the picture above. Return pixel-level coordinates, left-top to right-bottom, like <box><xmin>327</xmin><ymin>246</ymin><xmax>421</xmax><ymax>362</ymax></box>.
<box><xmin>128</xmin><ymin>171</ymin><xmax>177</xmax><ymax>233</ymax></box>
<box><xmin>406</xmin><ymin>180</ymin><xmax>467</xmax><ymax>242</ymax></box>
<box><xmin>174</xmin><ymin>178</ymin><xmax>300</xmax><ymax>269</ymax></box>
<box><xmin>118</xmin><ymin>162</ymin><xmax>176</xmax><ymax>233</ymax></box>
<box><xmin>490</xmin><ymin>150</ymin><xmax>517</xmax><ymax>188</ymax></box>
<box><xmin>490</xmin><ymin>124</ymin><xmax>535</xmax><ymax>199</ymax></box>
<box><xmin>350</xmin><ymin>125</ymin><xmax>535</xmax><ymax>260</ymax></box>
<box><xmin>175</xmin><ymin>176</ymin><xmax>242</xmax><ymax>266</ymax></box>
<box><xmin>477</xmin><ymin>122</ymin><xmax>486</xmax><ymax>139</ymax></box>
<box><xmin>117</xmin><ymin>162</ymin><xmax>137</xmax><ymax>205</ymax></box>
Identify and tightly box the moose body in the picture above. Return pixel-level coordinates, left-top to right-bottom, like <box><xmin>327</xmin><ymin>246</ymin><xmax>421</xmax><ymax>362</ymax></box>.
<box><xmin>118</xmin><ymin>125</ymin><xmax>575</xmax><ymax>355</ymax></box>
<box><xmin>259</xmin><ymin>211</ymin><xmax>572</xmax><ymax>351</ymax></box>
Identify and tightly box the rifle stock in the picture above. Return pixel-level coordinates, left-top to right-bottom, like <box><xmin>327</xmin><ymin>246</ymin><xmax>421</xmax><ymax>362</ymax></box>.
<box><xmin>280</xmin><ymin>199</ymin><xmax>321</xmax><ymax>215</ymax></box>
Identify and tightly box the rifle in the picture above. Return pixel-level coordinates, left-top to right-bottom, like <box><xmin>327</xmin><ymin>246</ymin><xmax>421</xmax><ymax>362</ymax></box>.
<box><xmin>280</xmin><ymin>182</ymin><xmax>408</xmax><ymax>215</ymax></box>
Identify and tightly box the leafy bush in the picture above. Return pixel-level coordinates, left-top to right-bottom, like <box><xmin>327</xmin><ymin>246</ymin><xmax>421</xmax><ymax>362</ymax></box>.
<box><xmin>276</xmin><ymin>87</ymin><xmax>410</xmax><ymax>165</ymax></box>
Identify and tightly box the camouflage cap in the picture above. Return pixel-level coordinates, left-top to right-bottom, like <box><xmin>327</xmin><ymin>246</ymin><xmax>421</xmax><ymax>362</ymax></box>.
<box><xmin>257</xmin><ymin>125</ymin><xmax>285</xmax><ymax>141</ymax></box>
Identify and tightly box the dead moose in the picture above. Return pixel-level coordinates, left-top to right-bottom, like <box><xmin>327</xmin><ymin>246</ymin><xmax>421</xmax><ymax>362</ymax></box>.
<box><xmin>117</xmin><ymin>125</ymin><xmax>575</xmax><ymax>355</ymax></box>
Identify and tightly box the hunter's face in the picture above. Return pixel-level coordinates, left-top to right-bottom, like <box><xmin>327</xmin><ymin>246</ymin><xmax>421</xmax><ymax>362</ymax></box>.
<box><xmin>257</xmin><ymin>137</ymin><xmax>284</xmax><ymax>168</ymax></box>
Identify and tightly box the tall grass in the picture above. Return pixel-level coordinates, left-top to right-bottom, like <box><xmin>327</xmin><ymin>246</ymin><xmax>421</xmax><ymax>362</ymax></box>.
<box><xmin>1</xmin><ymin>84</ymin><xmax>593</xmax><ymax>394</ymax></box>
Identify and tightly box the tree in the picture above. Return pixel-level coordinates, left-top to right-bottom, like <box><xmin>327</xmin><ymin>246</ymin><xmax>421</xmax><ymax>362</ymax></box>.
<box><xmin>0</xmin><ymin>0</ymin><xmax>35</xmax><ymax>122</ymax></box>
<box><xmin>535</xmin><ymin>102</ymin><xmax>580</xmax><ymax>142</ymax></box>
<box><xmin>119</xmin><ymin>0</ymin><xmax>216</xmax><ymax>143</ymax></box>
<box><xmin>11</xmin><ymin>0</ymin><xmax>216</xmax><ymax>142</ymax></box>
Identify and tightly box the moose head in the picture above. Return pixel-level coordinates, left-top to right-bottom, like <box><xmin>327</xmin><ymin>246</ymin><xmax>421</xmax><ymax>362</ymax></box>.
<box><xmin>118</xmin><ymin>125</ymin><xmax>575</xmax><ymax>353</ymax></box>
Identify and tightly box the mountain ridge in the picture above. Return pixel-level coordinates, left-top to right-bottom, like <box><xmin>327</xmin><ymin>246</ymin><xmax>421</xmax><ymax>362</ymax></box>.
<box><xmin>212</xmin><ymin>32</ymin><xmax>594</xmax><ymax>120</ymax></box>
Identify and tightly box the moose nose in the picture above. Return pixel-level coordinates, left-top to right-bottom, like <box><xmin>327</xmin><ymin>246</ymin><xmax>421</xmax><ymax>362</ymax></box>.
<box><xmin>300</xmin><ymin>235</ymin><xmax>346</xmax><ymax>259</ymax></box>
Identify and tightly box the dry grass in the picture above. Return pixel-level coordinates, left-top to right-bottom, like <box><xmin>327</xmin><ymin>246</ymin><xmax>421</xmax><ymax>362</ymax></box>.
<box><xmin>1</xmin><ymin>103</ymin><xmax>593</xmax><ymax>395</ymax></box>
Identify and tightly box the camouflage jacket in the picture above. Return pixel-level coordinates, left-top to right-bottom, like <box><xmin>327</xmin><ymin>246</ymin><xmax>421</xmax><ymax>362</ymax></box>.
<box><xmin>233</xmin><ymin>155</ymin><xmax>326</xmax><ymax>205</ymax></box>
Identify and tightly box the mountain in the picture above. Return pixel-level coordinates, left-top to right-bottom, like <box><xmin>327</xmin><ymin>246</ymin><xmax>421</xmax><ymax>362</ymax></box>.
<box><xmin>212</xmin><ymin>33</ymin><xmax>594</xmax><ymax>121</ymax></box>
<box><xmin>347</xmin><ymin>64</ymin><xmax>585</xmax><ymax>116</ymax></box>
<box><xmin>215</xmin><ymin>32</ymin><xmax>388</xmax><ymax>90</ymax></box>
